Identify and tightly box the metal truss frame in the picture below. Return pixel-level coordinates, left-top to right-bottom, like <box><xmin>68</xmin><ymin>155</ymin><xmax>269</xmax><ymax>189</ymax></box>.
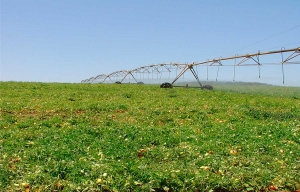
<box><xmin>83</xmin><ymin>47</ymin><xmax>300</xmax><ymax>85</ymax></box>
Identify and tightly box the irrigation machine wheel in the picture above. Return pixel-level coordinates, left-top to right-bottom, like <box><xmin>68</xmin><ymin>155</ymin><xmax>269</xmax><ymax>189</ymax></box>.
<box><xmin>201</xmin><ymin>85</ymin><xmax>213</xmax><ymax>90</ymax></box>
<box><xmin>160</xmin><ymin>82</ymin><xmax>173</xmax><ymax>88</ymax></box>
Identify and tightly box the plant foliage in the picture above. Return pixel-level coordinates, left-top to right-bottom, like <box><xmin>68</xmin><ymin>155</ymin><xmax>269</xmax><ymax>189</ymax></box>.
<box><xmin>0</xmin><ymin>82</ymin><xmax>299</xmax><ymax>191</ymax></box>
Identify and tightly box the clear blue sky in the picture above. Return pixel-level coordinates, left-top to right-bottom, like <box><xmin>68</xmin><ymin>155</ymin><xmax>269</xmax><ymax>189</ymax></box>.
<box><xmin>1</xmin><ymin>0</ymin><xmax>300</xmax><ymax>85</ymax></box>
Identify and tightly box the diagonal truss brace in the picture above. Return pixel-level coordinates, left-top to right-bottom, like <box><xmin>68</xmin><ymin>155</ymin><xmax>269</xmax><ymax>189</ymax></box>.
<box><xmin>162</xmin><ymin>64</ymin><xmax>172</xmax><ymax>72</ymax></box>
<box><xmin>190</xmin><ymin>65</ymin><xmax>203</xmax><ymax>87</ymax></box>
<box><xmin>210</xmin><ymin>59</ymin><xmax>223</xmax><ymax>66</ymax></box>
<box><xmin>120</xmin><ymin>71</ymin><xmax>138</xmax><ymax>83</ymax></box>
<box><xmin>171</xmin><ymin>65</ymin><xmax>189</xmax><ymax>84</ymax></box>
<box><xmin>281</xmin><ymin>49</ymin><xmax>300</xmax><ymax>64</ymax></box>
<box><xmin>172</xmin><ymin>64</ymin><xmax>203</xmax><ymax>87</ymax></box>
<box><xmin>280</xmin><ymin>48</ymin><xmax>300</xmax><ymax>84</ymax></box>
<box><xmin>236</xmin><ymin>54</ymin><xmax>261</xmax><ymax>66</ymax></box>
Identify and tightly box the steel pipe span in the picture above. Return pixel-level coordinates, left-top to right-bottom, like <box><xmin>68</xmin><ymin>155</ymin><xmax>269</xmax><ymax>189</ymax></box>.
<box><xmin>82</xmin><ymin>47</ymin><xmax>300</xmax><ymax>85</ymax></box>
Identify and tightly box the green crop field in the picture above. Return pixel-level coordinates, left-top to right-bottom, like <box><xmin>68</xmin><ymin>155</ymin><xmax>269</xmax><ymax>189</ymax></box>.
<box><xmin>0</xmin><ymin>82</ymin><xmax>299</xmax><ymax>191</ymax></box>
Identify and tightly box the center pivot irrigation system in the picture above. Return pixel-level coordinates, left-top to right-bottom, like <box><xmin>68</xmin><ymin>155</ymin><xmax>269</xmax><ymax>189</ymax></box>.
<box><xmin>82</xmin><ymin>47</ymin><xmax>300</xmax><ymax>88</ymax></box>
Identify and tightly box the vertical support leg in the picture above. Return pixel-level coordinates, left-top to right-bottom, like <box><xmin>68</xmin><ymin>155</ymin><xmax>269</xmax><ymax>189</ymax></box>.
<box><xmin>281</xmin><ymin>48</ymin><xmax>285</xmax><ymax>84</ymax></box>
<box><xmin>257</xmin><ymin>52</ymin><xmax>261</xmax><ymax>78</ymax></box>
<box><xmin>233</xmin><ymin>56</ymin><xmax>236</xmax><ymax>81</ymax></box>
<box><xmin>152</xmin><ymin>68</ymin><xmax>154</xmax><ymax>79</ymax></box>
<box><xmin>206</xmin><ymin>62</ymin><xmax>209</xmax><ymax>80</ymax></box>
<box><xmin>216</xmin><ymin>66</ymin><xmax>220</xmax><ymax>81</ymax></box>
